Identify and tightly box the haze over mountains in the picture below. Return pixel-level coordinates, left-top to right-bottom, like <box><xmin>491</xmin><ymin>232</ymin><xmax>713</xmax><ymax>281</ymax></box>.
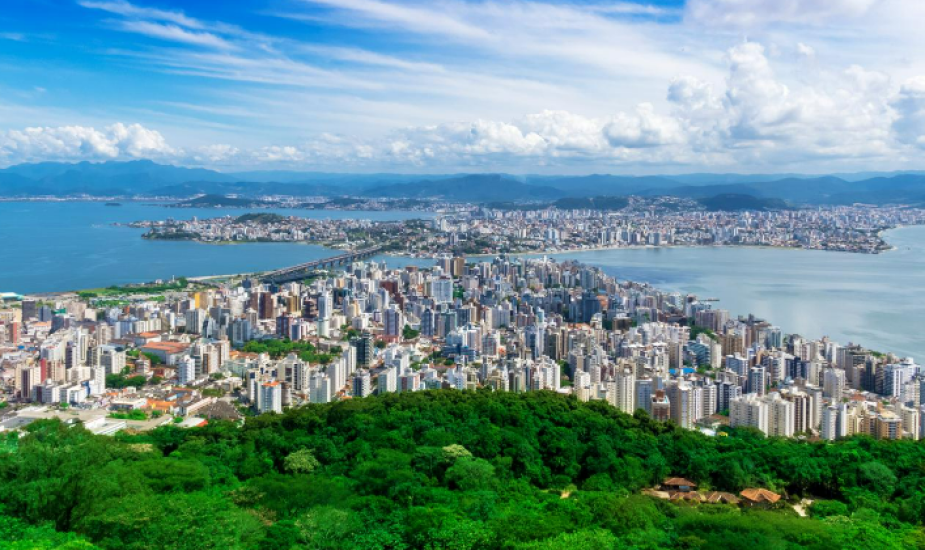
<box><xmin>2</xmin><ymin>160</ymin><xmax>925</xmax><ymax>207</ymax></box>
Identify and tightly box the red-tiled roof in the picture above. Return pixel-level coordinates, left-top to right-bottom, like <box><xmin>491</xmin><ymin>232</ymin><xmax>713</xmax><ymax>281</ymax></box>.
<box><xmin>663</xmin><ymin>477</ymin><xmax>697</xmax><ymax>487</ymax></box>
<box><xmin>739</xmin><ymin>488</ymin><xmax>781</xmax><ymax>503</ymax></box>
<box><xmin>142</xmin><ymin>342</ymin><xmax>189</xmax><ymax>353</ymax></box>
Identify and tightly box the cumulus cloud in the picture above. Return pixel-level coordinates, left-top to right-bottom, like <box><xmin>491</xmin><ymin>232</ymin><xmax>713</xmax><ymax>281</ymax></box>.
<box><xmin>0</xmin><ymin>123</ymin><xmax>175</xmax><ymax>164</ymax></box>
<box><xmin>892</xmin><ymin>77</ymin><xmax>925</xmax><ymax>149</ymax></box>
<box><xmin>188</xmin><ymin>144</ymin><xmax>240</xmax><ymax>163</ymax></box>
<box><xmin>722</xmin><ymin>43</ymin><xmax>800</xmax><ymax>142</ymax></box>
<box><xmin>1</xmin><ymin>40</ymin><xmax>924</xmax><ymax>171</ymax></box>
<box><xmin>604</xmin><ymin>104</ymin><xmax>683</xmax><ymax>149</ymax></box>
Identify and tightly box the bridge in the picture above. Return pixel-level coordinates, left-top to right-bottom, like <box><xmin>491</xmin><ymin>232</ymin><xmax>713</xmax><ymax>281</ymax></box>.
<box><xmin>261</xmin><ymin>246</ymin><xmax>383</xmax><ymax>284</ymax></box>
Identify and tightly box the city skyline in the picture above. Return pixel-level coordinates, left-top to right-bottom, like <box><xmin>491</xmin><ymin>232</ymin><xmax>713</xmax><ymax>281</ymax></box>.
<box><xmin>2</xmin><ymin>0</ymin><xmax>925</xmax><ymax>173</ymax></box>
<box><xmin>1</xmin><ymin>4</ymin><xmax>923</xmax><ymax>547</ymax></box>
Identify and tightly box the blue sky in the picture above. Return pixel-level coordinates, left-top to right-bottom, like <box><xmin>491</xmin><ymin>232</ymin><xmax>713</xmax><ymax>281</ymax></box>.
<box><xmin>1</xmin><ymin>0</ymin><xmax>925</xmax><ymax>173</ymax></box>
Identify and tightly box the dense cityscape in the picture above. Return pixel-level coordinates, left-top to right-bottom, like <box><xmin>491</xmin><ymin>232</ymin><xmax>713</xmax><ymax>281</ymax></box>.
<box><xmin>133</xmin><ymin>202</ymin><xmax>925</xmax><ymax>255</ymax></box>
<box><xmin>2</xmin><ymin>253</ymin><xmax>920</xmax><ymax>442</ymax></box>
<box><xmin>6</xmin><ymin>0</ymin><xmax>925</xmax><ymax>547</ymax></box>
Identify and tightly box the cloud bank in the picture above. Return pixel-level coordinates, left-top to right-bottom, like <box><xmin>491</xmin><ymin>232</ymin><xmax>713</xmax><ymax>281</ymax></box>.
<box><xmin>4</xmin><ymin>40</ymin><xmax>925</xmax><ymax>171</ymax></box>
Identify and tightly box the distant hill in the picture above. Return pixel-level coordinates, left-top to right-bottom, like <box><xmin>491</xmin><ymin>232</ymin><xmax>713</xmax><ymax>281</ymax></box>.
<box><xmin>697</xmin><ymin>194</ymin><xmax>791</xmax><ymax>211</ymax></box>
<box><xmin>150</xmin><ymin>181</ymin><xmax>338</xmax><ymax>198</ymax></box>
<box><xmin>228</xmin><ymin>170</ymin><xmax>462</xmax><ymax>187</ymax></box>
<box><xmin>0</xmin><ymin>161</ymin><xmax>460</xmax><ymax>197</ymax></box>
<box><xmin>363</xmin><ymin>174</ymin><xmax>565</xmax><ymax>202</ymax></box>
<box><xmin>1</xmin><ymin>160</ymin><xmax>925</xmax><ymax>205</ymax></box>
<box><xmin>552</xmin><ymin>196</ymin><xmax>630</xmax><ymax>210</ymax></box>
<box><xmin>172</xmin><ymin>194</ymin><xmax>270</xmax><ymax>208</ymax></box>
<box><xmin>527</xmin><ymin>174</ymin><xmax>681</xmax><ymax>197</ymax></box>
<box><xmin>644</xmin><ymin>175</ymin><xmax>925</xmax><ymax>205</ymax></box>
<box><xmin>0</xmin><ymin>172</ymin><xmax>52</xmax><ymax>196</ymax></box>
<box><xmin>235</xmin><ymin>213</ymin><xmax>287</xmax><ymax>224</ymax></box>
<box><xmin>0</xmin><ymin>160</ymin><xmax>234</xmax><ymax>196</ymax></box>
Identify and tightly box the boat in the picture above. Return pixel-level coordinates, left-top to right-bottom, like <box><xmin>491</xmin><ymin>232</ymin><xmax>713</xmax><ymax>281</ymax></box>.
<box><xmin>104</xmin><ymin>202</ymin><xmax>122</xmax><ymax>207</ymax></box>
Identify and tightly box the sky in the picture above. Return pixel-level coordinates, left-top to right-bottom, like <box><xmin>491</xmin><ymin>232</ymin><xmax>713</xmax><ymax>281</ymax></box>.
<box><xmin>2</xmin><ymin>0</ymin><xmax>925</xmax><ymax>174</ymax></box>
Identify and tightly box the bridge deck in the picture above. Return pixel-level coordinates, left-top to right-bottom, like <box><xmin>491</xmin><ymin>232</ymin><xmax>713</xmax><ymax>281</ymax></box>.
<box><xmin>261</xmin><ymin>246</ymin><xmax>382</xmax><ymax>283</ymax></box>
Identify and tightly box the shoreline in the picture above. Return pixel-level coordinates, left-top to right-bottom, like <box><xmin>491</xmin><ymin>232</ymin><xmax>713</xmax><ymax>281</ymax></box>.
<box><xmin>12</xmin><ymin>226</ymin><xmax>925</xmax><ymax>359</ymax></box>
<box><xmin>10</xmin><ymin>224</ymin><xmax>923</xmax><ymax>294</ymax></box>
<box><xmin>17</xmin><ymin>231</ymin><xmax>916</xmax><ymax>297</ymax></box>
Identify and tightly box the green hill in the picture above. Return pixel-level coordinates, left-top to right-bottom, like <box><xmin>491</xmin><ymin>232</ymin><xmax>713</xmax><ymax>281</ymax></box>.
<box><xmin>553</xmin><ymin>196</ymin><xmax>629</xmax><ymax>210</ymax></box>
<box><xmin>0</xmin><ymin>390</ymin><xmax>922</xmax><ymax>549</ymax></box>
<box><xmin>235</xmin><ymin>213</ymin><xmax>288</xmax><ymax>224</ymax></box>
<box><xmin>698</xmin><ymin>193</ymin><xmax>791</xmax><ymax>211</ymax></box>
<box><xmin>173</xmin><ymin>194</ymin><xmax>269</xmax><ymax>208</ymax></box>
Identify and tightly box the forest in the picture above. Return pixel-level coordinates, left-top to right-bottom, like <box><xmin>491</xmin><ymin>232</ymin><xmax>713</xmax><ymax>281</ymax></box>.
<box><xmin>1</xmin><ymin>390</ymin><xmax>923</xmax><ymax>549</ymax></box>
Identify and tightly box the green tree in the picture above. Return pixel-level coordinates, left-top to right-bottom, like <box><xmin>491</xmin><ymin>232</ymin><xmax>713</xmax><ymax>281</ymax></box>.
<box><xmin>284</xmin><ymin>448</ymin><xmax>321</xmax><ymax>474</ymax></box>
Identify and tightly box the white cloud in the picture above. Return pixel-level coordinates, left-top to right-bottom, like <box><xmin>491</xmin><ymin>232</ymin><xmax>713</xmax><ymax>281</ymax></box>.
<box><xmin>0</xmin><ymin>123</ymin><xmax>175</xmax><ymax>164</ymax></box>
<box><xmin>685</xmin><ymin>0</ymin><xmax>879</xmax><ymax>27</ymax></box>
<box><xmin>892</xmin><ymin>77</ymin><xmax>925</xmax><ymax>149</ymax></box>
<box><xmin>117</xmin><ymin>21</ymin><xmax>235</xmax><ymax>49</ymax></box>
<box><xmin>81</xmin><ymin>0</ymin><xmax>268</xmax><ymax>49</ymax></box>
<box><xmin>294</xmin><ymin>0</ymin><xmax>721</xmax><ymax>81</ymax></box>
<box><xmin>300</xmin><ymin>0</ymin><xmax>492</xmax><ymax>41</ymax></box>
<box><xmin>4</xmin><ymin>15</ymin><xmax>925</xmax><ymax>174</ymax></box>
<box><xmin>189</xmin><ymin>144</ymin><xmax>240</xmax><ymax>163</ymax></box>
<box><xmin>78</xmin><ymin>0</ymin><xmax>202</xmax><ymax>28</ymax></box>
<box><xmin>587</xmin><ymin>3</ymin><xmax>677</xmax><ymax>17</ymax></box>
<box><xmin>518</xmin><ymin>110</ymin><xmax>608</xmax><ymax>154</ymax></box>
<box><xmin>604</xmin><ymin>104</ymin><xmax>683</xmax><ymax>149</ymax></box>
<box><xmin>797</xmin><ymin>43</ymin><xmax>815</xmax><ymax>58</ymax></box>
<box><xmin>723</xmin><ymin>42</ymin><xmax>799</xmax><ymax>142</ymax></box>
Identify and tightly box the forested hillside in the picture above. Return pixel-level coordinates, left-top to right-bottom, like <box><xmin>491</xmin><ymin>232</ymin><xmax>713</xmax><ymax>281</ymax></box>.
<box><xmin>1</xmin><ymin>390</ymin><xmax>923</xmax><ymax>549</ymax></box>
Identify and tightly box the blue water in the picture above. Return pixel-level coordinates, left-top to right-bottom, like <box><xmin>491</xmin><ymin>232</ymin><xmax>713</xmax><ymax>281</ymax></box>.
<box><xmin>0</xmin><ymin>201</ymin><xmax>427</xmax><ymax>294</ymax></box>
<box><xmin>542</xmin><ymin>226</ymin><xmax>925</xmax><ymax>360</ymax></box>
<box><xmin>1</xmin><ymin>201</ymin><xmax>923</xmax><ymax>359</ymax></box>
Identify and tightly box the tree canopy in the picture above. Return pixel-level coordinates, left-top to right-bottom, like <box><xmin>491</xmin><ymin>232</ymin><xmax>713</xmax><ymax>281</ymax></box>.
<box><xmin>0</xmin><ymin>390</ymin><xmax>923</xmax><ymax>549</ymax></box>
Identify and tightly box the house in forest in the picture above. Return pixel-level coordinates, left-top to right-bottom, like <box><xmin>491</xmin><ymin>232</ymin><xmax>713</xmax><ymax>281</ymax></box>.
<box><xmin>661</xmin><ymin>477</ymin><xmax>697</xmax><ymax>492</ymax></box>
<box><xmin>739</xmin><ymin>488</ymin><xmax>782</xmax><ymax>507</ymax></box>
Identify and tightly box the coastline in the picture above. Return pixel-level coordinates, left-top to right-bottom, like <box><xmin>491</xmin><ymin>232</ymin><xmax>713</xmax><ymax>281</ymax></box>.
<box><xmin>14</xmin><ymin>225</ymin><xmax>925</xmax><ymax>360</ymax></box>
<box><xmin>21</xmin><ymin>225</ymin><xmax>923</xmax><ymax>296</ymax></box>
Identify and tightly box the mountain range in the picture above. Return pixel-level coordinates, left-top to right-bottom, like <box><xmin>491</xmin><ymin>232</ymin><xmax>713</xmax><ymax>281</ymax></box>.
<box><xmin>2</xmin><ymin>160</ymin><xmax>925</xmax><ymax>206</ymax></box>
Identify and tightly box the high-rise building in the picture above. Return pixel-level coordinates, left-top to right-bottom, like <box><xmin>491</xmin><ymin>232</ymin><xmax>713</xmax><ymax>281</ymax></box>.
<box><xmin>650</xmin><ymin>390</ymin><xmax>670</xmax><ymax>421</ymax></box>
<box><xmin>667</xmin><ymin>382</ymin><xmax>696</xmax><ymax>429</ymax></box>
<box><xmin>717</xmin><ymin>381</ymin><xmax>742</xmax><ymax>415</ymax></box>
<box><xmin>384</xmin><ymin>305</ymin><xmax>403</xmax><ymax>338</ymax></box>
<box><xmin>377</xmin><ymin>367</ymin><xmax>397</xmax><ymax>394</ymax></box>
<box><xmin>766</xmin><ymin>393</ymin><xmax>795</xmax><ymax>437</ymax></box>
<box><xmin>352</xmin><ymin>333</ymin><xmax>374</xmax><ymax>368</ymax></box>
<box><xmin>883</xmin><ymin>360</ymin><xmax>917</xmax><ymax>398</ymax></box>
<box><xmin>318</xmin><ymin>291</ymin><xmax>333</xmax><ymax>320</ymax></box>
<box><xmin>353</xmin><ymin>370</ymin><xmax>372</xmax><ymax>398</ymax></box>
<box><xmin>21</xmin><ymin>299</ymin><xmax>37</xmax><ymax>321</ymax></box>
<box><xmin>730</xmin><ymin>393</ymin><xmax>768</xmax><ymax>433</ymax></box>
<box><xmin>820</xmin><ymin>405</ymin><xmax>839</xmax><ymax>441</ymax></box>
<box><xmin>259</xmin><ymin>292</ymin><xmax>275</xmax><ymax>320</ymax></box>
<box><xmin>823</xmin><ymin>368</ymin><xmax>846</xmax><ymax>400</ymax></box>
<box><xmin>421</xmin><ymin>308</ymin><xmax>436</xmax><ymax>337</ymax></box>
<box><xmin>431</xmin><ymin>277</ymin><xmax>453</xmax><ymax>304</ymax></box>
<box><xmin>258</xmin><ymin>381</ymin><xmax>283</xmax><ymax>413</ymax></box>
<box><xmin>451</xmin><ymin>256</ymin><xmax>466</xmax><ymax>278</ymax></box>
<box><xmin>636</xmin><ymin>378</ymin><xmax>654</xmax><ymax>415</ymax></box>
<box><xmin>612</xmin><ymin>367</ymin><xmax>635</xmax><ymax>414</ymax></box>
<box><xmin>700</xmin><ymin>382</ymin><xmax>718</xmax><ymax>418</ymax></box>
<box><xmin>748</xmin><ymin>366</ymin><xmax>767</xmax><ymax>396</ymax></box>
<box><xmin>177</xmin><ymin>356</ymin><xmax>197</xmax><ymax>385</ymax></box>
